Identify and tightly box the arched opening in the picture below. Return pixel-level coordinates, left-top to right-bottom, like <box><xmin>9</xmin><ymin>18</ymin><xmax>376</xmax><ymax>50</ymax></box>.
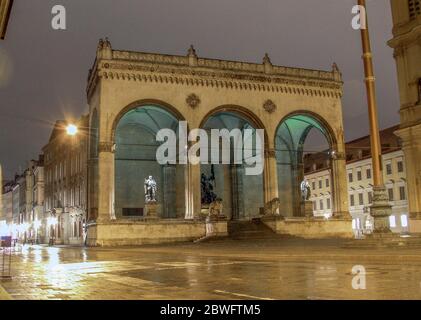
<box><xmin>200</xmin><ymin>110</ymin><xmax>264</xmax><ymax>221</ymax></box>
<box><xmin>114</xmin><ymin>105</ymin><xmax>185</xmax><ymax>219</ymax></box>
<box><xmin>275</xmin><ymin>113</ymin><xmax>335</xmax><ymax>217</ymax></box>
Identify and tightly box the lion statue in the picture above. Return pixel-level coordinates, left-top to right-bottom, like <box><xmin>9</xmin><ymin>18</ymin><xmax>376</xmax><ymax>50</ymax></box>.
<box><xmin>209</xmin><ymin>198</ymin><xmax>224</xmax><ymax>217</ymax></box>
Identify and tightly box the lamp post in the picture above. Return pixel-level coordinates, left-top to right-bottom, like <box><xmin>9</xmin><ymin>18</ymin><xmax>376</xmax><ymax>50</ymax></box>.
<box><xmin>357</xmin><ymin>0</ymin><xmax>392</xmax><ymax>234</ymax></box>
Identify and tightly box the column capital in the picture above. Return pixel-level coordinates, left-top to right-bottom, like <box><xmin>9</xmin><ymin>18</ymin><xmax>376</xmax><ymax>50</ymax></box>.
<box><xmin>98</xmin><ymin>141</ymin><xmax>115</xmax><ymax>153</ymax></box>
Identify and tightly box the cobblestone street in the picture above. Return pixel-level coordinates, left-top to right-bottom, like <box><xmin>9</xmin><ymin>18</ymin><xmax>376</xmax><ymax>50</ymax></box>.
<box><xmin>2</xmin><ymin>238</ymin><xmax>421</xmax><ymax>300</ymax></box>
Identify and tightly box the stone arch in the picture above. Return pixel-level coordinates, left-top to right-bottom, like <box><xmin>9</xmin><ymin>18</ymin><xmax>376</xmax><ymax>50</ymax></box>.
<box><xmin>198</xmin><ymin>105</ymin><xmax>267</xmax><ymax>221</ymax></box>
<box><xmin>111</xmin><ymin>99</ymin><xmax>186</xmax><ymax>144</ymax></box>
<box><xmin>275</xmin><ymin>110</ymin><xmax>338</xmax><ymax>217</ymax></box>
<box><xmin>113</xmin><ymin>102</ymin><xmax>187</xmax><ymax>219</ymax></box>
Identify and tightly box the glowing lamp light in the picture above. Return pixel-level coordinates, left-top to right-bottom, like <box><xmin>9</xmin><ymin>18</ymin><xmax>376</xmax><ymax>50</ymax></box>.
<box><xmin>33</xmin><ymin>219</ymin><xmax>41</xmax><ymax>230</ymax></box>
<box><xmin>47</xmin><ymin>217</ymin><xmax>58</xmax><ymax>227</ymax></box>
<box><xmin>66</xmin><ymin>124</ymin><xmax>78</xmax><ymax>136</ymax></box>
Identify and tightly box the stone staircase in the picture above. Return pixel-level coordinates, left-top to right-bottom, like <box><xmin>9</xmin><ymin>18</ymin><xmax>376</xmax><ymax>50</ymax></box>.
<box><xmin>228</xmin><ymin>218</ymin><xmax>281</xmax><ymax>240</ymax></box>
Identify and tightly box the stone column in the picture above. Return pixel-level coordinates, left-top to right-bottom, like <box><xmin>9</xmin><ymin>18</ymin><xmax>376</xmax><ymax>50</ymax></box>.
<box><xmin>231</xmin><ymin>164</ymin><xmax>245</xmax><ymax>220</ymax></box>
<box><xmin>291</xmin><ymin>163</ymin><xmax>304</xmax><ymax>217</ymax></box>
<box><xmin>395</xmin><ymin>125</ymin><xmax>421</xmax><ymax>233</ymax></box>
<box><xmin>163</xmin><ymin>165</ymin><xmax>176</xmax><ymax>218</ymax></box>
<box><xmin>331</xmin><ymin>152</ymin><xmax>350</xmax><ymax>219</ymax></box>
<box><xmin>185</xmin><ymin>163</ymin><xmax>201</xmax><ymax>220</ymax></box>
<box><xmin>263</xmin><ymin>149</ymin><xmax>279</xmax><ymax>204</ymax></box>
<box><xmin>97</xmin><ymin>142</ymin><xmax>115</xmax><ymax>222</ymax></box>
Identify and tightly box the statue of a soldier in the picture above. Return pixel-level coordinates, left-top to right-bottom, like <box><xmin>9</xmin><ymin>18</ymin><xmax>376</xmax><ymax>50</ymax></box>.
<box><xmin>300</xmin><ymin>179</ymin><xmax>311</xmax><ymax>201</ymax></box>
<box><xmin>144</xmin><ymin>176</ymin><xmax>157</xmax><ymax>203</ymax></box>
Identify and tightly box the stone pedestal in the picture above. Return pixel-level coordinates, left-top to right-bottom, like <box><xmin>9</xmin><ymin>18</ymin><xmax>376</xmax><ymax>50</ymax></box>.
<box><xmin>301</xmin><ymin>201</ymin><xmax>313</xmax><ymax>218</ymax></box>
<box><xmin>370</xmin><ymin>186</ymin><xmax>392</xmax><ymax>234</ymax></box>
<box><xmin>144</xmin><ymin>202</ymin><xmax>159</xmax><ymax>220</ymax></box>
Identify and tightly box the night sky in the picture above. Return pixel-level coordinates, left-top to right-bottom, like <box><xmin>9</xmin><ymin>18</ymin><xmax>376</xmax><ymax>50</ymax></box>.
<box><xmin>0</xmin><ymin>0</ymin><xmax>399</xmax><ymax>180</ymax></box>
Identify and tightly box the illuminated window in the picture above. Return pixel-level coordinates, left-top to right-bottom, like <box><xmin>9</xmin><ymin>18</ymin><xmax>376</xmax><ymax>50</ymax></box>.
<box><xmin>409</xmin><ymin>0</ymin><xmax>421</xmax><ymax>20</ymax></box>
<box><xmin>401</xmin><ymin>215</ymin><xmax>409</xmax><ymax>228</ymax></box>
<box><xmin>389</xmin><ymin>215</ymin><xmax>397</xmax><ymax>228</ymax></box>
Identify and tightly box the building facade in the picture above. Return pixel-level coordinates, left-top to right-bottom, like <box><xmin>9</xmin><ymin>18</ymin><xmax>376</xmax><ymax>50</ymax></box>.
<box><xmin>388</xmin><ymin>0</ymin><xmax>421</xmax><ymax>233</ymax></box>
<box><xmin>305</xmin><ymin>126</ymin><xmax>409</xmax><ymax>235</ymax></box>
<box><xmin>84</xmin><ymin>39</ymin><xmax>352</xmax><ymax>246</ymax></box>
<box><xmin>43</xmin><ymin>116</ymin><xmax>89</xmax><ymax>245</ymax></box>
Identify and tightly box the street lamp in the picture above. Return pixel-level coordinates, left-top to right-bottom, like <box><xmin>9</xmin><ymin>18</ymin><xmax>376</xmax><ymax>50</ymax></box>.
<box><xmin>66</xmin><ymin>124</ymin><xmax>78</xmax><ymax>136</ymax></box>
<box><xmin>357</xmin><ymin>0</ymin><xmax>392</xmax><ymax>235</ymax></box>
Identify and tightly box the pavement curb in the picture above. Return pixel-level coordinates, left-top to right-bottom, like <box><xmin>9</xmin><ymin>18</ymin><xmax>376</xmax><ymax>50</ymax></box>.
<box><xmin>0</xmin><ymin>284</ymin><xmax>12</xmax><ymax>300</ymax></box>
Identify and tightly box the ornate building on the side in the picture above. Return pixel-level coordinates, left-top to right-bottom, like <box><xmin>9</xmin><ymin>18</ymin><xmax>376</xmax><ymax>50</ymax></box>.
<box><xmin>43</xmin><ymin>116</ymin><xmax>89</xmax><ymax>245</ymax></box>
<box><xmin>84</xmin><ymin>39</ymin><xmax>352</xmax><ymax>246</ymax></box>
<box><xmin>388</xmin><ymin>0</ymin><xmax>421</xmax><ymax>233</ymax></box>
<box><xmin>305</xmin><ymin>126</ymin><xmax>409</xmax><ymax>236</ymax></box>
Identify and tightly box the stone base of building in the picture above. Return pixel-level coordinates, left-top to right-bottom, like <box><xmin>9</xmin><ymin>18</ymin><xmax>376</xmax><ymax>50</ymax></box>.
<box><xmin>86</xmin><ymin>219</ymin><xmax>228</xmax><ymax>246</ymax></box>
<box><xmin>262</xmin><ymin>216</ymin><xmax>354</xmax><ymax>239</ymax></box>
<box><xmin>409</xmin><ymin>215</ymin><xmax>421</xmax><ymax>234</ymax></box>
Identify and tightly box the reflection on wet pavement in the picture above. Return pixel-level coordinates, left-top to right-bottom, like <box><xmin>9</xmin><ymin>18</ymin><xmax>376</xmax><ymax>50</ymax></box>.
<box><xmin>2</xmin><ymin>239</ymin><xmax>421</xmax><ymax>300</ymax></box>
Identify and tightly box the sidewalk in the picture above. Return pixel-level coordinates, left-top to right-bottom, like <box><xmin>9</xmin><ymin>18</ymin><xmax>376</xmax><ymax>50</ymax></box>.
<box><xmin>0</xmin><ymin>283</ymin><xmax>12</xmax><ymax>300</ymax></box>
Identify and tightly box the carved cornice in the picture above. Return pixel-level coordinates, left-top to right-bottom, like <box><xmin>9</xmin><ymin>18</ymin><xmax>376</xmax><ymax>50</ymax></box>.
<box><xmin>87</xmin><ymin>49</ymin><xmax>344</xmax><ymax>100</ymax></box>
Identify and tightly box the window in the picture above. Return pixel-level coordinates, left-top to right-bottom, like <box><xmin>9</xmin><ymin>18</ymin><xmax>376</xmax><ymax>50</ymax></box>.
<box><xmin>313</xmin><ymin>201</ymin><xmax>317</xmax><ymax>211</ymax></box>
<box><xmin>357</xmin><ymin>170</ymin><xmax>362</xmax><ymax>181</ymax></box>
<box><xmin>368</xmin><ymin>192</ymin><xmax>373</xmax><ymax>204</ymax></box>
<box><xmin>399</xmin><ymin>186</ymin><xmax>407</xmax><ymax>201</ymax></box>
<box><xmin>319</xmin><ymin>200</ymin><xmax>324</xmax><ymax>211</ymax></box>
<box><xmin>312</xmin><ymin>181</ymin><xmax>316</xmax><ymax>190</ymax></box>
<box><xmin>348</xmin><ymin>172</ymin><xmax>353</xmax><ymax>183</ymax></box>
<box><xmin>389</xmin><ymin>215</ymin><xmax>396</xmax><ymax>228</ymax></box>
<box><xmin>326</xmin><ymin>198</ymin><xmax>331</xmax><ymax>210</ymax></box>
<box><xmin>401</xmin><ymin>215</ymin><xmax>409</xmax><ymax>228</ymax></box>
<box><xmin>359</xmin><ymin>193</ymin><xmax>364</xmax><ymax>206</ymax></box>
<box><xmin>409</xmin><ymin>0</ymin><xmax>421</xmax><ymax>20</ymax></box>
<box><xmin>318</xmin><ymin>180</ymin><xmax>322</xmax><ymax>189</ymax></box>
<box><xmin>326</xmin><ymin>179</ymin><xmax>329</xmax><ymax>188</ymax></box>
<box><xmin>350</xmin><ymin>194</ymin><xmax>355</xmax><ymax>206</ymax></box>
<box><xmin>386</xmin><ymin>163</ymin><xmax>392</xmax><ymax>175</ymax></box>
<box><xmin>397</xmin><ymin>161</ymin><xmax>404</xmax><ymax>173</ymax></box>
<box><xmin>388</xmin><ymin>188</ymin><xmax>394</xmax><ymax>201</ymax></box>
<box><xmin>366</xmin><ymin>168</ymin><xmax>371</xmax><ymax>179</ymax></box>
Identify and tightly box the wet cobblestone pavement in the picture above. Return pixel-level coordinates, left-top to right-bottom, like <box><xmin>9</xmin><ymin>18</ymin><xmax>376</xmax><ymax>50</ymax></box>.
<box><xmin>2</xmin><ymin>238</ymin><xmax>421</xmax><ymax>300</ymax></box>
